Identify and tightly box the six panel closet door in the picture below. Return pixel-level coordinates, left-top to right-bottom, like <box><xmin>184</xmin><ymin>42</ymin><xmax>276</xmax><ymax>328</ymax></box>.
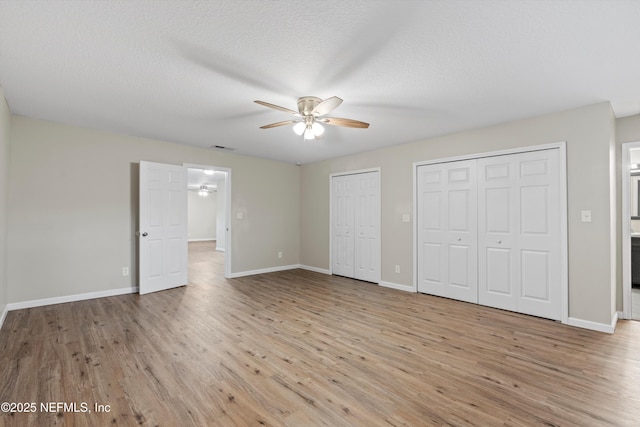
<box><xmin>416</xmin><ymin>160</ymin><xmax>478</xmax><ymax>303</ymax></box>
<box><xmin>417</xmin><ymin>149</ymin><xmax>562</xmax><ymax>321</ymax></box>
<box><xmin>332</xmin><ymin>171</ymin><xmax>380</xmax><ymax>283</ymax></box>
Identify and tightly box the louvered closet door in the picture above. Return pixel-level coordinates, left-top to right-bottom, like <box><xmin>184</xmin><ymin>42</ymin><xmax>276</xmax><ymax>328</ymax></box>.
<box><xmin>417</xmin><ymin>160</ymin><xmax>478</xmax><ymax>303</ymax></box>
<box><xmin>478</xmin><ymin>149</ymin><xmax>561</xmax><ymax>320</ymax></box>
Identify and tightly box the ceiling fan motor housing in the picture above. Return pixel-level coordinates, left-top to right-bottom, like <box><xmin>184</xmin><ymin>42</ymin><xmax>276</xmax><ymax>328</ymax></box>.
<box><xmin>297</xmin><ymin>96</ymin><xmax>322</xmax><ymax>116</ymax></box>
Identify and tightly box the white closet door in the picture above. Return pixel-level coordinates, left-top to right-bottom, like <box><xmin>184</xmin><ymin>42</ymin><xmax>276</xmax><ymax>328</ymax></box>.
<box><xmin>477</xmin><ymin>155</ymin><xmax>518</xmax><ymax>311</ymax></box>
<box><xmin>417</xmin><ymin>160</ymin><xmax>478</xmax><ymax>303</ymax></box>
<box><xmin>332</xmin><ymin>174</ymin><xmax>355</xmax><ymax>278</ymax></box>
<box><xmin>478</xmin><ymin>149</ymin><xmax>561</xmax><ymax>320</ymax></box>
<box><xmin>515</xmin><ymin>150</ymin><xmax>561</xmax><ymax>320</ymax></box>
<box><xmin>354</xmin><ymin>172</ymin><xmax>380</xmax><ymax>282</ymax></box>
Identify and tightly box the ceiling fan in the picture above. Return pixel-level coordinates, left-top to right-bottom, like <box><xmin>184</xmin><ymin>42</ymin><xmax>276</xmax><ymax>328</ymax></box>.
<box><xmin>188</xmin><ymin>184</ymin><xmax>216</xmax><ymax>196</ymax></box>
<box><xmin>254</xmin><ymin>96</ymin><xmax>369</xmax><ymax>140</ymax></box>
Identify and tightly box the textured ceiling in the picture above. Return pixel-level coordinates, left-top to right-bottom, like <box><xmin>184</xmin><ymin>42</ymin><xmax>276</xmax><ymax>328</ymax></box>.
<box><xmin>1</xmin><ymin>0</ymin><xmax>640</xmax><ymax>165</ymax></box>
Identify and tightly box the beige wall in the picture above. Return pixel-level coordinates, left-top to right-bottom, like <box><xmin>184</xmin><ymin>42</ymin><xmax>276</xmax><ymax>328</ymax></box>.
<box><xmin>0</xmin><ymin>88</ymin><xmax>10</xmax><ymax>317</ymax></box>
<box><xmin>7</xmin><ymin>116</ymin><xmax>300</xmax><ymax>303</ymax></box>
<box><xmin>301</xmin><ymin>102</ymin><xmax>616</xmax><ymax>326</ymax></box>
<box><xmin>616</xmin><ymin>115</ymin><xmax>640</xmax><ymax>143</ymax></box>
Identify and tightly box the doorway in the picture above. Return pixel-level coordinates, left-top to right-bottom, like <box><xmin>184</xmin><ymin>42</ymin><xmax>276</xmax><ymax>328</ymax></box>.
<box><xmin>184</xmin><ymin>163</ymin><xmax>231</xmax><ymax>280</ymax></box>
<box><xmin>621</xmin><ymin>142</ymin><xmax>640</xmax><ymax>320</ymax></box>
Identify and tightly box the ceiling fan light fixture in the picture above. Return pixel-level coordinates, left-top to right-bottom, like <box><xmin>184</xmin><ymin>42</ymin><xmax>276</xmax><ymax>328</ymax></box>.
<box><xmin>293</xmin><ymin>122</ymin><xmax>306</xmax><ymax>136</ymax></box>
<box><xmin>312</xmin><ymin>122</ymin><xmax>324</xmax><ymax>137</ymax></box>
<box><xmin>198</xmin><ymin>185</ymin><xmax>209</xmax><ymax>197</ymax></box>
<box><xmin>304</xmin><ymin>126</ymin><xmax>315</xmax><ymax>140</ymax></box>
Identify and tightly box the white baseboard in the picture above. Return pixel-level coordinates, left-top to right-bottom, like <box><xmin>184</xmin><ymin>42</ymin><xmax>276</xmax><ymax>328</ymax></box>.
<box><xmin>567</xmin><ymin>312</ymin><xmax>618</xmax><ymax>334</ymax></box>
<box><xmin>379</xmin><ymin>280</ymin><xmax>415</xmax><ymax>292</ymax></box>
<box><xmin>188</xmin><ymin>238</ymin><xmax>216</xmax><ymax>242</ymax></box>
<box><xmin>0</xmin><ymin>304</ymin><xmax>7</xmax><ymax>331</ymax></box>
<box><xmin>6</xmin><ymin>286</ymin><xmax>139</xmax><ymax>311</ymax></box>
<box><xmin>230</xmin><ymin>264</ymin><xmax>331</xmax><ymax>278</ymax></box>
<box><xmin>299</xmin><ymin>265</ymin><xmax>331</xmax><ymax>275</ymax></box>
<box><xmin>228</xmin><ymin>264</ymin><xmax>300</xmax><ymax>279</ymax></box>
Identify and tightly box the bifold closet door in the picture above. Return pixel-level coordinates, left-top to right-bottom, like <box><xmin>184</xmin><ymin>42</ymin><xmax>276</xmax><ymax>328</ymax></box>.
<box><xmin>332</xmin><ymin>171</ymin><xmax>380</xmax><ymax>283</ymax></box>
<box><xmin>354</xmin><ymin>172</ymin><xmax>380</xmax><ymax>283</ymax></box>
<box><xmin>417</xmin><ymin>160</ymin><xmax>478</xmax><ymax>303</ymax></box>
<box><xmin>478</xmin><ymin>149</ymin><xmax>561</xmax><ymax>320</ymax></box>
<box><xmin>332</xmin><ymin>174</ymin><xmax>355</xmax><ymax>278</ymax></box>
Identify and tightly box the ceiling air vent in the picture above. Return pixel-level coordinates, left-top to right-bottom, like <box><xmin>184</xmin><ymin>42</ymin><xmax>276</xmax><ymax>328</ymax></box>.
<box><xmin>210</xmin><ymin>145</ymin><xmax>235</xmax><ymax>151</ymax></box>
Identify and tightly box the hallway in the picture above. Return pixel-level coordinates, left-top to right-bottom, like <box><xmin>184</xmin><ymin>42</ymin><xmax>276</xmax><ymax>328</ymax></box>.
<box><xmin>188</xmin><ymin>240</ymin><xmax>224</xmax><ymax>286</ymax></box>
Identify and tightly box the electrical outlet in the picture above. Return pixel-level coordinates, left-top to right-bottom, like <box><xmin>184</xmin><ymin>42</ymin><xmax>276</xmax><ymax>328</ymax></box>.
<box><xmin>122</xmin><ymin>267</ymin><xmax>129</xmax><ymax>276</ymax></box>
<box><xmin>277</xmin><ymin>251</ymin><xmax>283</xmax><ymax>259</ymax></box>
<box><xmin>402</xmin><ymin>214</ymin><xmax>410</xmax><ymax>223</ymax></box>
<box><xmin>395</xmin><ymin>265</ymin><xmax>400</xmax><ymax>274</ymax></box>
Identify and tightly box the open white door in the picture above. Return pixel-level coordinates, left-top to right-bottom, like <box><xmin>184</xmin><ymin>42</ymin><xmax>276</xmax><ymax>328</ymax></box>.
<box><xmin>139</xmin><ymin>161</ymin><xmax>188</xmax><ymax>295</ymax></box>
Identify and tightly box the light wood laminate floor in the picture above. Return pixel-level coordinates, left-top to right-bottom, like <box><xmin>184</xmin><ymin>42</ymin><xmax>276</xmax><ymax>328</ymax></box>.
<box><xmin>2</xmin><ymin>241</ymin><xmax>640</xmax><ymax>426</ymax></box>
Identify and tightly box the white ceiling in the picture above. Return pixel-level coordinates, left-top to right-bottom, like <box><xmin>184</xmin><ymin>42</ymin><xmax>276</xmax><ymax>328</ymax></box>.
<box><xmin>1</xmin><ymin>1</ymin><xmax>640</xmax><ymax>165</ymax></box>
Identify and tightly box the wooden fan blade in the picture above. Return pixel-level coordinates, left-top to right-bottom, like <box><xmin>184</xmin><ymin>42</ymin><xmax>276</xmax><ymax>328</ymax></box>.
<box><xmin>321</xmin><ymin>117</ymin><xmax>370</xmax><ymax>128</ymax></box>
<box><xmin>312</xmin><ymin>96</ymin><xmax>343</xmax><ymax>116</ymax></box>
<box><xmin>254</xmin><ymin>100</ymin><xmax>299</xmax><ymax>116</ymax></box>
<box><xmin>259</xmin><ymin>120</ymin><xmax>298</xmax><ymax>129</ymax></box>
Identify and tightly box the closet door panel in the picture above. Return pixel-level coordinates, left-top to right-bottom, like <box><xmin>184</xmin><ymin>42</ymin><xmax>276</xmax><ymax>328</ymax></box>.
<box><xmin>332</xmin><ymin>175</ymin><xmax>355</xmax><ymax>278</ymax></box>
<box><xmin>485</xmin><ymin>247</ymin><xmax>513</xmax><ymax>296</ymax></box>
<box><xmin>354</xmin><ymin>171</ymin><xmax>380</xmax><ymax>282</ymax></box>
<box><xmin>478</xmin><ymin>156</ymin><xmax>518</xmax><ymax>311</ymax></box>
<box><xmin>516</xmin><ymin>150</ymin><xmax>561</xmax><ymax>320</ymax></box>
<box><xmin>418</xmin><ymin>166</ymin><xmax>448</xmax><ymax>296</ymax></box>
<box><xmin>417</xmin><ymin>161</ymin><xmax>477</xmax><ymax>303</ymax></box>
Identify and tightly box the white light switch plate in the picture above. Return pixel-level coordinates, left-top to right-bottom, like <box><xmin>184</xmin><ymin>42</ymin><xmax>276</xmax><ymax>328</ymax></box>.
<box><xmin>402</xmin><ymin>214</ymin><xmax>410</xmax><ymax>223</ymax></box>
<box><xmin>236</xmin><ymin>212</ymin><xmax>244</xmax><ymax>220</ymax></box>
<box><xmin>581</xmin><ymin>210</ymin><xmax>592</xmax><ymax>222</ymax></box>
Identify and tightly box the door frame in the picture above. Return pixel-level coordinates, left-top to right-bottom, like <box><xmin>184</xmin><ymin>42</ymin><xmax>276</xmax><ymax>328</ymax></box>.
<box><xmin>413</xmin><ymin>142</ymin><xmax>568</xmax><ymax>324</ymax></box>
<box><xmin>621</xmin><ymin>141</ymin><xmax>640</xmax><ymax>319</ymax></box>
<box><xmin>329</xmin><ymin>167</ymin><xmax>381</xmax><ymax>283</ymax></box>
<box><xmin>183</xmin><ymin>163</ymin><xmax>232</xmax><ymax>279</ymax></box>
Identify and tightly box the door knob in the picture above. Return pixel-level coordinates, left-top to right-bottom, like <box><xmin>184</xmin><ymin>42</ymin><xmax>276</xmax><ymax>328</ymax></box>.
<box><xmin>457</xmin><ymin>238</ymin><xmax>462</xmax><ymax>241</ymax></box>
<box><xmin>142</xmin><ymin>232</ymin><xmax>148</xmax><ymax>237</ymax></box>
<box><xmin>497</xmin><ymin>240</ymin><xmax>502</xmax><ymax>244</ymax></box>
